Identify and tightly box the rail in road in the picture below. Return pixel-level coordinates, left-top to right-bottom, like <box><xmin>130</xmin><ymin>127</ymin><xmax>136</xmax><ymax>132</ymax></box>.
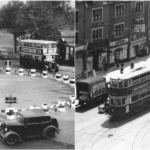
<box><xmin>76</xmin><ymin>107</ymin><xmax>150</xmax><ymax>150</ymax></box>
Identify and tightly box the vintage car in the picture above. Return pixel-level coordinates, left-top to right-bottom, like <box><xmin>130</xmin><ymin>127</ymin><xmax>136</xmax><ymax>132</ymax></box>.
<box><xmin>0</xmin><ymin>109</ymin><xmax>60</xmax><ymax>145</ymax></box>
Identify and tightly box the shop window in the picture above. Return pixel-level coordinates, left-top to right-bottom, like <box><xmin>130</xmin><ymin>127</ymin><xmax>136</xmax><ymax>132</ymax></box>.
<box><xmin>135</xmin><ymin>2</ymin><xmax>144</xmax><ymax>12</ymax></box>
<box><xmin>115</xmin><ymin>4</ymin><xmax>125</xmax><ymax>17</ymax></box>
<box><xmin>132</xmin><ymin>94</ymin><xmax>139</xmax><ymax>102</ymax></box>
<box><xmin>92</xmin><ymin>28</ymin><xmax>103</xmax><ymax>42</ymax></box>
<box><xmin>115</xmin><ymin>23</ymin><xmax>124</xmax><ymax>38</ymax></box>
<box><xmin>92</xmin><ymin>7</ymin><xmax>103</xmax><ymax>22</ymax></box>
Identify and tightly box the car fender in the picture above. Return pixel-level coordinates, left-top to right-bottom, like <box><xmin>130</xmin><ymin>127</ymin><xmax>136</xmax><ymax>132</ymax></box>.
<box><xmin>4</xmin><ymin>131</ymin><xmax>22</xmax><ymax>142</ymax></box>
<box><xmin>43</xmin><ymin>125</ymin><xmax>60</xmax><ymax>137</ymax></box>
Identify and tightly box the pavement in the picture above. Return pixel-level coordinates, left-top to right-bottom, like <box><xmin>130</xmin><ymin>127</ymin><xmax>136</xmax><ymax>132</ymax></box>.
<box><xmin>90</xmin><ymin>54</ymin><xmax>150</xmax><ymax>80</ymax></box>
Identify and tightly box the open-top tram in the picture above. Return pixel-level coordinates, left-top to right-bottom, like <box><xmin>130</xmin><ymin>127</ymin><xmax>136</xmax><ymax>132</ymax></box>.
<box><xmin>106</xmin><ymin>63</ymin><xmax>150</xmax><ymax>120</ymax></box>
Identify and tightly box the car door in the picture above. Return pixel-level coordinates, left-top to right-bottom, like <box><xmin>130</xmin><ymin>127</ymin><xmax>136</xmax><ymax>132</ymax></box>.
<box><xmin>25</xmin><ymin>118</ymin><xmax>43</xmax><ymax>138</ymax></box>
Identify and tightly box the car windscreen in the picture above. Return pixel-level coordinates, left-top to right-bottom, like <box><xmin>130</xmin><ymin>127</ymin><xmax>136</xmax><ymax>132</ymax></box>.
<box><xmin>16</xmin><ymin>114</ymin><xmax>24</xmax><ymax>124</ymax></box>
<box><xmin>77</xmin><ymin>82</ymin><xmax>88</xmax><ymax>96</ymax></box>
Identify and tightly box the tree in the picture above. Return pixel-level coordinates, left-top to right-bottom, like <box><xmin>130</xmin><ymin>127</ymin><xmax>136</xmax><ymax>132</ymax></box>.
<box><xmin>0</xmin><ymin>1</ymin><xmax>74</xmax><ymax>52</ymax></box>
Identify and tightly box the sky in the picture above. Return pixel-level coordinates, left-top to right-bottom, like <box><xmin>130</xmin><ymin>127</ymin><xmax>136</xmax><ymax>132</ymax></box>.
<box><xmin>0</xmin><ymin>0</ymin><xmax>75</xmax><ymax>8</ymax></box>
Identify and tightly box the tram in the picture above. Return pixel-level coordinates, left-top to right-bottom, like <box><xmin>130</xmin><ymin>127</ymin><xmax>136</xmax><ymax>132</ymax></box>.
<box><xmin>106</xmin><ymin>62</ymin><xmax>150</xmax><ymax>120</ymax></box>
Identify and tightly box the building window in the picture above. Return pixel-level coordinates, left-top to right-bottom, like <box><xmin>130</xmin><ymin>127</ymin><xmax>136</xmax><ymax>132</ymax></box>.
<box><xmin>135</xmin><ymin>2</ymin><xmax>144</xmax><ymax>12</ymax></box>
<box><xmin>91</xmin><ymin>28</ymin><xmax>103</xmax><ymax>42</ymax></box>
<box><xmin>114</xmin><ymin>23</ymin><xmax>124</xmax><ymax>38</ymax></box>
<box><xmin>115</xmin><ymin>4</ymin><xmax>125</xmax><ymax>17</ymax></box>
<box><xmin>76</xmin><ymin>10</ymin><xmax>78</xmax><ymax>24</ymax></box>
<box><xmin>92</xmin><ymin>7</ymin><xmax>103</xmax><ymax>22</ymax></box>
<box><xmin>135</xmin><ymin>18</ymin><xmax>144</xmax><ymax>25</ymax></box>
<box><xmin>76</xmin><ymin>32</ymin><xmax>78</xmax><ymax>44</ymax></box>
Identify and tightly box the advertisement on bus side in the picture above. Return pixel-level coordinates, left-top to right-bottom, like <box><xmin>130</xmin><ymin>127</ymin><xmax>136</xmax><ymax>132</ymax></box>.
<box><xmin>91</xmin><ymin>81</ymin><xmax>106</xmax><ymax>98</ymax></box>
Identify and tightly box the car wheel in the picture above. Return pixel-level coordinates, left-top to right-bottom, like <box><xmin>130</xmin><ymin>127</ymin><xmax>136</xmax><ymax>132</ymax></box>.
<box><xmin>45</xmin><ymin>128</ymin><xmax>56</xmax><ymax>140</ymax></box>
<box><xmin>6</xmin><ymin>134</ymin><xmax>18</xmax><ymax>145</ymax></box>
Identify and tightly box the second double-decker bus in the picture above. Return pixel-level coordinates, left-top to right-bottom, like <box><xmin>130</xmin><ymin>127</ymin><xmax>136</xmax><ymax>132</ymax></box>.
<box><xmin>106</xmin><ymin>63</ymin><xmax>150</xmax><ymax>120</ymax></box>
<box><xmin>19</xmin><ymin>39</ymin><xmax>59</xmax><ymax>71</ymax></box>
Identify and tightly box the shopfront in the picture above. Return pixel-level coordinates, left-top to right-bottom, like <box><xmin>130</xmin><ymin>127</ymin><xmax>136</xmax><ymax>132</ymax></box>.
<box><xmin>130</xmin><ymin>32</ymin><xmax>147</xmax><ymax>57</ymax></box>
<box><xmin>109</xmin><ymin>38</ymin><xmax>128</xmax><ymax>64</ymax></box>
<box><xmin>87</xmin><ymin>40</ymin><xmax>108</xmax><ymax>71</ymax></box>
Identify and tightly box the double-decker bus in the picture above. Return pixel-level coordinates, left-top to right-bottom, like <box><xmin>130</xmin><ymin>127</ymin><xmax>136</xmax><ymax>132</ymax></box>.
<box><xmin>107</xmin><ymin>63</ymin><xmax>150</xmax><ymax>120</ymax></box>
<box><xmin>19</xmin><ymin>39</ymin><xmax>59</xmax><ymax>71</ymax></box>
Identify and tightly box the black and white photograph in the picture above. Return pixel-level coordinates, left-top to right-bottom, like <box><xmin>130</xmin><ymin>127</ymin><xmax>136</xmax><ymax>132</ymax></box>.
<box><xmin>0</xmin><ymin>0</ymin><xmax>75</xmax><ymax>149</ymax></box>
<box><xmin>75</xmin><ymin>1</ymin><xmax>150</xmax><ymax>150</ymax></box>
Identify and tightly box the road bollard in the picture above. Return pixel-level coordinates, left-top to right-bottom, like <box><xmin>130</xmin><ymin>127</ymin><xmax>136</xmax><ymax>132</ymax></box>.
<box><xmin>42</xmin><ymin>70</ymin><xmax>48</xmax><ymax>78</ymax></box>
<box><xmin>55</xmin><ymin>73</ymin><xmax>62</xmax><ymax>81</ymax></box>
<box><xmin>6</xmin><ymin>67</ymin><xmax>10</xmax><ymax>75</ymax></box>
<box><xmin>63</xmin><ymin>75</ymin><xmax>69</xmax><ymax>84</ymax></box>
<box><xmin>6</xmin><ymin>106</ymin><xmax>16</xmax><ymax>120</ymax></box>
<box><xmin>69</xmin><ymin>78</ymin><xmax>75</xmax><ymax>87</ymax></box>
<box><xmin>19</xmin><ymin>68</ymin><xmax>24</xmax><ymax>76</ymax></box>
<box><xmin>31</xmin><ymin>69</ymin><xmax>36</xmax><ymax>77</ymax></box>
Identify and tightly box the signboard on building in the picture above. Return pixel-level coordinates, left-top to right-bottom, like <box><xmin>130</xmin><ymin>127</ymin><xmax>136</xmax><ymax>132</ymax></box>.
<box><xmin>132</xmin><ymin>32</ymin><xmax>146</xmax><ymax>41</ymax></box>
<box><xmin>86</xmin><ymin>56</ymin><xmax>93</xmax><ymax>71</ymax></box>
<box><xmin>110</xmin><ymin>38</ymin><xmax>128</xmax><ymax>47</ymax></box>
<box><xmin>133</xmin><ymin>24</ymin><xmax>145</xmax><ymax>33</ymax></box>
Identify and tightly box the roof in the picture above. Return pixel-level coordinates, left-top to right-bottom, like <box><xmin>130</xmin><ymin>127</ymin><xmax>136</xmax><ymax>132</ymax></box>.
<box><xmin>20</xmin><ymin>39</ymin><xmax>57</xmax><ymax>44</ymax></box>
<box><xmin>77</xmin><ymin>76</ymin><xmax>105</xmax><ymax>84</ymax></box>
<box><xmin>18</xmin><ymin>109</ymin><xmax>49</xmax><ymax>118</ymax></box>
<box><xmin>105</xmin><ymin>61</ymin><xmax>150</xmax><ymax>82</ymax></box>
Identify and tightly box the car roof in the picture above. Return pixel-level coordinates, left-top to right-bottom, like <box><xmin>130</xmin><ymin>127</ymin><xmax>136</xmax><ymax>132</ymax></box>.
<box><xmin>77</xmin><ymin>76</ymin><xmax>105</xmax><ymax>84</ymax></box>
<box><xmin>17</xmin><ymin>109</ymin><xmax>49</xmax><ymax>118</ymax></box>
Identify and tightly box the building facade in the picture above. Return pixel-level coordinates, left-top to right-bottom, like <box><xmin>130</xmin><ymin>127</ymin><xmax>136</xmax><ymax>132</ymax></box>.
<box><xmin>76</xmin><ymin>1</ymin><xmax>150</xmax><ymax>79</ymax></box>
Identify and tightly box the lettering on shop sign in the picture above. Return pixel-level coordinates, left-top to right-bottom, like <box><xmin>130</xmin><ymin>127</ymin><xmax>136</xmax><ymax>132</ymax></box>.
<box><xmin>132</xmin><ymin>32</ymin><xmax>146</xmax><ymax>41</ymax></box>
<box><xmin>5</xmin><ymin>96</ymin><xmax>17</xmax><ymax>104</ymax></box>
<box><xmin>110</xmin><ymin>38</ymin><xmax>128</xmax><ymax>47</ymax></box>
<box><xmin>21</xmin><ymin>48</ymin><xmax>42</xmax><ymax>55</ymax></box>
<box><xmin>132</xmin><ymin>81</ymin><xmax>150</xmax><ymax>93</ymax></box>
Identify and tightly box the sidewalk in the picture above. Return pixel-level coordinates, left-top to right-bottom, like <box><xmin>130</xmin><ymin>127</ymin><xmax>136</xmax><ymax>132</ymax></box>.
<box><xmin>95</xmin><ymin>55</ymin><xmax>150</xmax><ymax>78</ymax></box>
<box><xmin>13</xmin><ymin>52</ymin><xmax>75</xmax><ymax>73</ymax></box>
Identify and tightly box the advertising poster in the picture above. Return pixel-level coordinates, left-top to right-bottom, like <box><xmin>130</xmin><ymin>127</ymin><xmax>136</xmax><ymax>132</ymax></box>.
<box><xmin>75</xmin><ymin>53</ymin><xmax>84</xmax><ymax>79</ymax></box>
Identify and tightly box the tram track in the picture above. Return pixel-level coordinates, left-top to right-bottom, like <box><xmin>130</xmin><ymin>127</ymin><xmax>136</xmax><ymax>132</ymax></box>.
<box><xmin>76</xmin><ymin>109</ymin><xmax>150</xmax><ymax>150</ymax></box>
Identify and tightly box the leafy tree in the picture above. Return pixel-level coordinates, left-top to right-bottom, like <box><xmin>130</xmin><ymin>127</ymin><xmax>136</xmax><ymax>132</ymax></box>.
<box><xmin>0</xmin><ymin>1</ymin><xmax>74</xmax><ymax>52</ymax></box>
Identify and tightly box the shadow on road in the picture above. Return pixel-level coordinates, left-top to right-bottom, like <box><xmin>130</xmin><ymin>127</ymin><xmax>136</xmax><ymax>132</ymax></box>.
<box><xmin>101</xmin><ymin>108</ymin><xmax>150</xmax><ymax>129</ymax></box>
<box><xmin>76</xmin><ymin>101</ymin><xmax>104</xmax><ymax>113</ymax></box>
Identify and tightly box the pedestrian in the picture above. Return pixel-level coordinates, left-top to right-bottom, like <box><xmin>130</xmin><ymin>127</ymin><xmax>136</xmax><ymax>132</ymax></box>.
<box><xmin>104</xmin><ymin>64</ymin><xmax>108</xmax><ymax>72</ymax></box>
<box><xmin>92</xmin><ymin>69</ymin><xmax>96</xmax><ymax>76</ymax></box>
<box><xmin>130</xmin><ymin>61</ymin><xmax>134</xmax><ymax>69</ymax></box>
<box><xmin>51</xmin><ymin>60</ymin><xmax>56</xmax><ymax>77</ymax></box>
<box><xmin>121</xmin><ymin>63</ymin><xmax>124</xmax><ymax>68</ymax></box>
<box><xmin>146</xmin><ymin>46</ymin><xmax>149</xmax><ymax>55</ymax></box>
<box><xmin>120</xmin><ymin>67</ymin><xmax>124</xmax><ymax>74</ymax></box>
<box><xmin>116</xmin><ymin>63</ymin><xmax>119</xmax><ymax>69</ymax></box>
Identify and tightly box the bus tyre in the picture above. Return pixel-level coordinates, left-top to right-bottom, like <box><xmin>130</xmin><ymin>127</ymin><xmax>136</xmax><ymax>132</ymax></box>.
<box><xmin>44</xmin><ymin>128</ymin><xmax>56</xmax><ymax>140</ymax></box>
<box><xmin>5</xmin><ymin>134</ymin><xmax>18</xmax><ymax>145</ymax></box>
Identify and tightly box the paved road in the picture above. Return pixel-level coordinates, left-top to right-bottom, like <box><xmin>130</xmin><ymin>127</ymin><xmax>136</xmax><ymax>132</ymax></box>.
<box><xmin>0</xmin><ymin>74</ymin><xmax>74</xmax><ymax>149</ymax></box>
<box><xmin>76</xmin><ymin>55</ymin><xmax>150</xmax><ymax>150</ymax></box>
